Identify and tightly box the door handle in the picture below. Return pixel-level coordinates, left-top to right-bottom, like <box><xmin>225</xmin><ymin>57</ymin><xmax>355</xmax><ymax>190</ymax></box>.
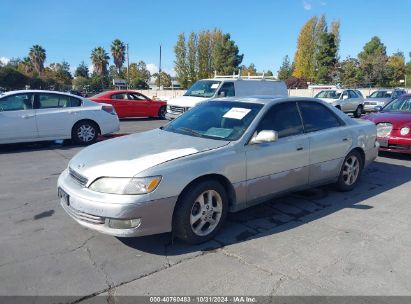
<box><xmin>296</xmin><ymin>147</ymin><xmax>304</xmax><ymax>151</ymax></box>
<box><xmin>22</xmin><ymin>114</ymin><xmax>35</xmax><ymax>119</ymax></box>
<box><xmin>342</xmin><ymin>138</ymin><xmax>350</xmax><ymax>142</ymax></box>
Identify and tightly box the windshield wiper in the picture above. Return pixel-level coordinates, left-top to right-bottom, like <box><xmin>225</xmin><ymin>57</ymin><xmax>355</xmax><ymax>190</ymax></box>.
<box><xmin>177</xmin><ymin>127</ymin><xmax>202</xmax><ymax>137</ymax></box>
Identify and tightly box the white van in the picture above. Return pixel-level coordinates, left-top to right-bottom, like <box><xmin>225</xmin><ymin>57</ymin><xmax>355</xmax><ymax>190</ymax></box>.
<box><xmin>165</xmin><ymin>75</ymin><xmax>288</xmax><ymax>119</ymax></box>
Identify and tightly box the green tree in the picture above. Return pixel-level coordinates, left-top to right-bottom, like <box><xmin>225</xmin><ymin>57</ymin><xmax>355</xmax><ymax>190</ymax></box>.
<box><xmin>277</xmin><ymin>55</ymin><xmax>294</xmax><ymax>80</ymax></box>
<box><xmin>0</xmin><ymin>67</ymin><xmax>30</xmax><ymax>90</ymax></box>
<box><xmin>111</xmin><ymin>39</ymin><xmax>126</xmax><ymax>74</ymax></box>
<box><xmin>126</xmin><ymin>61</ymin><xmax>151</xmax><ymax>87</ymax></box>
<box><xmin>187</xmin><ymin>32</ymin><xmax>198</xmax><ymax>85</ymax></box>
<box><xmin>240</xmin><ymin>63</ymin><xmax>257</xmax><ymax>76</ymax></box>
<box><xmin>293</xmin><ymin>16</ymin><xmax>317</xmax><ymax>80</ymax></box>
<box><xmin>20</xmin><ymin>57</ymin><xmax>34</xmax><ymax>75</ymax></box>
<box><xmin>197</xmin><ymin>30</ymin><xmax>212</xmax><ymax>79</ymax></box>
<box><xmin>28</xmin><ymin>45</ymin><xmax>46</xmax><ymax>75</ymax></box>
<box><xmin>340</xmin><ymin>57</ymin><xmax>362</xmax><ymax>87</ymax></box>
<box><xmin>90</xmin><ymin>47</ymin><xmax>110</xmax><ymax>76</ymax></box>
<box><xmin>211</xmin><ymin>33</ymin><xmax>243</xmax><ymax>75</ymax></box>
<box><xmin>315</xmin><ymin>32</ymin><xmax>337</xmax><ymax>83</ymax></box>
<box><xmin>406</xmin><ymin>52</ymin><xmax>411</xmax><ymax>88</ymax></box>
<box><xmin>74</xmin><ymin>61</ymin><xmax>89</xmax><ymax>78</ymax></box>
<box><xmin>153</xmin><ymin>71</ymin><xmax>172</xmax><ymax>87</ymax></box>
<box><xmin>358</xmin><ymin>36</ymin><xmax>388</xmax><ymax>86</ymax></box>
<box><xmin>386</xmin><ymin>52</ymin><xmax>406</xmax><ymax>87</ymax></box>
<box><xmin>331</xmin><ymin>19</ymin><xmax>341</xmax><ymax>54</ymax></box>
<box><xmin>72</xmin><ymin>76</ymin><xmax>90</xmax><ymax>91</ymax></box>
<box><xmin>174</xmin><ymin>33</ymin><xmax>189</xmax><ymax>88</ymax></box>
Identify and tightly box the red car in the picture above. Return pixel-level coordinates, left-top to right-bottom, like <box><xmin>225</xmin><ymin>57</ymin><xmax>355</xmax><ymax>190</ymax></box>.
<box><xmin>362</xmin><ymin>94</ymin><xmax>411</xmax><ymax>154</ymax></box>
<box><xmin>90</xmin><ymin>90</ymin><xmax>167</xmax><ymax>119</ymax></box>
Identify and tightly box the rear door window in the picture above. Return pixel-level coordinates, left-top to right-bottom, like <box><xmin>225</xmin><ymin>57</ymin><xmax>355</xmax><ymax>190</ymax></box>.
<box><xmin>298</xmin><ymin>101</ymin><xmax>343</xmax><ymax>133</ymax></box>
<box><xmin>218</xmin><ymin>82</ymin><xmax>235</xmax><ymax>97</ymax></box>
<box><xmin>37</xmin><ymin>93</ymin><xmax>72</xmax><ymax>108</ymax></box>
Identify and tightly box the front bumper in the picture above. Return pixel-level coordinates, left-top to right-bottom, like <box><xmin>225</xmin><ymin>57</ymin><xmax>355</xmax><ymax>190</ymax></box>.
<box><xmin>364</xmin><ymin>104</ymin><xmax>382</xmax><ymax>112</ymax></box>
<box><xmin>57</xmin><ymin>169</ymin><xmax>178</xmax><ymax>237</ymax></box>
<box><xmin>377</xmin><ymin>136</ymin><xmax>411</xmax><ymax>154</ymax></box>
<box><xmin>165</xmin><ymin>111</ymin><xmax>181</xmax><ymax>120</ymax></box>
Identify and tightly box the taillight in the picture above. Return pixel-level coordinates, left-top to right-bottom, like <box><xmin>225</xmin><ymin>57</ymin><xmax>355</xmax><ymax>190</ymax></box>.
<box><xmin>102</xmin><ymin>106</ymin><xmax>116</xmax><ymax>115</ymax></box>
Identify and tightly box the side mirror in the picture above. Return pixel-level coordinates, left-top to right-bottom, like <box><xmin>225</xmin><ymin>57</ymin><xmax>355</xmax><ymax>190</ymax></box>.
<box><xmin>342</xmin><ymin>95</ymin><xmax>349</xmax><ymax>100</ymax></box>
<box><xmin>218</xmin><ymin>91</ymin><xmax>226</xmax><ymax>98</ymax></box>
<box><xmin>375</xmin><ymin>106</ymin><xmax>383</xmax><ymax>112</ymax></box>
<box><xmin>250</xmin><ymin>130</ymin><xmax>278</xmax><ymax>144</ymax></box>
<box><xmin>366</xmin><ymin>95</ymin><xmax>369</xmax><ymax>98</ymax></box>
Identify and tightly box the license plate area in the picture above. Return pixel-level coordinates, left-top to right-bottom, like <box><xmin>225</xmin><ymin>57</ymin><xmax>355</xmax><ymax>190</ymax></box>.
<box><xmin>58</xmin><ymin>187</ymin><xmax>70</xmax><ymax>206</ymax></box>
<box><xmin>378</xmin><ymin>139</ymin><xmax>388</xmax><ymax>147</ymax></box>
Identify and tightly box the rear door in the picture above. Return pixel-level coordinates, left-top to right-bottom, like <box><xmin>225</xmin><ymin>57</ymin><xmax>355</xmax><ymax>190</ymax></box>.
<box><xmin>0</xmin><ymin>93</ymin><xmax>37</xmax><ymax>143</ymax></box>
<box><xmin>128</xmin><ymin>92</ymin><xmax>151</xmax><ymax>116</ymax></box>
<box><xmin>298</xmin><ymin>101</ymin><xmax>352</xmax><ymax>185</ymax></box>
<box><xmin>245</xmin><ymin>101</ymin><xmax>309</xmax><ymax>201</ymax></box>
<box><xmin>34</xmin><ymin>93</ymin><xmax>79</xmax><ymax>138</ymax></box>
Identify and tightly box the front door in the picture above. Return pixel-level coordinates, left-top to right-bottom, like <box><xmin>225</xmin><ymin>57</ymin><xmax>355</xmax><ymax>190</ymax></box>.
<box><xmin>245</xmin><ymin>101</ymin><xmax>309</xmax><ymax>202</ymax></box>
<box><xmin>0</xmin><ymin>93</ymin><xmax>38</xmax><ymax>143</ymax></box>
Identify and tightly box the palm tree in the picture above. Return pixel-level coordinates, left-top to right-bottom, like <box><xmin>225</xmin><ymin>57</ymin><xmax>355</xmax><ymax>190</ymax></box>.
<box><xmin>21</xmin><ymin>57</ymin><xmax>34</xmax><ymax>74</ymax></box>
<box><xmin>111</xmin><ymin>39</ymin><xmax>126</xmax><ymax>74</ymax></box>
<box><xmin>28</xmin><ymin>45</ymin><xmax>46</xmax><ymax>75</ymax></box>
<box><xmin>90</xmin><ymin>47</ymin><xmax>110</xmax><ymax>76</ymax></box>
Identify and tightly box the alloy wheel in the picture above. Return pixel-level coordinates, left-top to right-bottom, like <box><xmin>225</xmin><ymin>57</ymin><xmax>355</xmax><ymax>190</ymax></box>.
<box><xmin>342</xmin><ymin>155</ymin><xmax>360</xmax><ymax>186</ymax></box>
<box><xmin>190</xmin><ymin>190</ymin><xmax>223</xmax><ymax>236</ymax></box>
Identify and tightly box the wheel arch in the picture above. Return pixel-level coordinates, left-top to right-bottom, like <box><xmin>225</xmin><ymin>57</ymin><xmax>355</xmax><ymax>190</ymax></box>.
<box><xmin>351</xmin><ymin>146</ymin><xmax>365</xmax><ymax>168</ymax></box>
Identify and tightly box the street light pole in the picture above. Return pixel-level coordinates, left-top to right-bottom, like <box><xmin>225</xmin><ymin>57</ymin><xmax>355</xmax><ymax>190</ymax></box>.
<box><xmin>159</xmin><ymin>44</ymin><xmax>162</xmax><ymax>89</ymax></box>
<box><xmin>126</xmin><ymin>43</ymin><xmax>130</xmax><ymax>89</ymax></box>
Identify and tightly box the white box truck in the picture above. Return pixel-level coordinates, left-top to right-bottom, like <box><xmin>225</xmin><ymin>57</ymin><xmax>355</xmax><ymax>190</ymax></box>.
<box><xmin>165</xmin><ymin>75</ymin><xmax>288</xmax><ymax>120</ymax></box>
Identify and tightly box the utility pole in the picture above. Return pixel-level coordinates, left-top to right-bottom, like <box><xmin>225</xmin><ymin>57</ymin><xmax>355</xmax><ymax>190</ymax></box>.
<box><xmin>159</xmin><ymin>44</ymin><xmax>162</xmax><ymax>89</ymax></box>
<box><xmin>126</xmin><ymin>43</ymin><xmax>130</xmax><ymax>89</ymax></box>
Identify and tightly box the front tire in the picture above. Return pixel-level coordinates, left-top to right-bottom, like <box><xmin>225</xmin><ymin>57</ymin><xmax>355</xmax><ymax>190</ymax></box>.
<box><xmin>72</xmin><ymin>121</ymin><xmax>98</xmax><ymax>145</ymax></box>
<box><xmin>158</xmin><ymin>106</ymin><xmax>166</xmax><ymax>119</ymax></box>
<box><xmin>353</xmin><ymin>105</ymin><xmax>363</xmax><ymax>118</ymax></box>
<box><xmin>173</xmin><ymin>180</ymin><xmax>228</xmax><ymax>244</ymax></box>
<box><xmin>335</xmin><ymin>150</ymin><xmax>363</xmax><ymax>192</ymax></box>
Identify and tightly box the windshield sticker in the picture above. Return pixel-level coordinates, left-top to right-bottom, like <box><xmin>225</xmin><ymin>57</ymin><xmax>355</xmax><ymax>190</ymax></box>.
<box><xmin>204</xmin><ymin>128</ymin><xmax>233</xmax><ymax>138</ymax></box>
<box><xmin>223</xmin><ymin>107</ymin><xmax>251</xmax><ymax>120</ymax></box>
<box><xmin>211</xmin><ymin>83</ymin><xmax>219</xmax><ymax>89</ymax></box>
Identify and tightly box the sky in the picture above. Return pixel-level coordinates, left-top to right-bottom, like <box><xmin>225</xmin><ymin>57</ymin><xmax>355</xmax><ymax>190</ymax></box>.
<box><xmin>0</xmin><ymin>0</ymin><xmax>410</xmax><ymax>76</ymax></box>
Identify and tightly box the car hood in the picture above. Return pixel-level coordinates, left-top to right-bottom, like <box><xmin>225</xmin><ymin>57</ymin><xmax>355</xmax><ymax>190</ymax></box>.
<box><xmin>69</xmin><ymin>129</ymin><xmax>229</xmax><ymax>181</ymax></box>
<box><xmin>317</xmin><ymin>98</ymin><xmax>338</xmax><ymax>103</ymax></box>
<box><xmin>168</xmin><ymin>95</ymin><xmax>209</xmax><ymax>107</ymax></box>
<box><xmin>362</xmin><ymin>111</ymin><xmax>411</xmax><ymax>129</ymax></box>
<box><xmin>364</xmin><ymin>98</ymin><xmax>391</xmax><ymax>103</ymax></box>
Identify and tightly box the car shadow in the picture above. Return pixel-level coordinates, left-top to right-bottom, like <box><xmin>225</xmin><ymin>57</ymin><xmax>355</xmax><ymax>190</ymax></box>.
<box><xmin>0</xmin><ymin>134</ymin><xmax>129</xmax><ymax>154</ymax></box>
<box><xmin>120</xmin><ymin>117</ymin><xmax>167</xmax><ymax>122</ymax></box>
<box><xmin>379</xmin><ymin>150</ymin><xmax>411</xmax><ymax>161</ymax></box>
<box><xmin>119</xmin><ymin>159</ymin><xmax>411</xmax><ymax>256</ymax></box>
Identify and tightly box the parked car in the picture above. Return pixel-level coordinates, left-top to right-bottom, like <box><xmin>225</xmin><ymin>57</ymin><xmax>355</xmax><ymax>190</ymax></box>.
<box><xmin>363</xmin><ymin>88</ymin><xmax>407</xmax><ymax>112</ymax></box>
<box><xmin>165</xmin><ymin>75</ymin><xmax>288</xmax><ymax>120</ymax></box>
<box><xmin>89</xmin><ymin>90</ymin><xmax>167</xmax><ymax>119</ymax></box>
<box><xmin>314</xmin><ymin>89</ymin><xmax>365</xmax><ymax>118</ymax></box>
<box><xmin>0</xmin><ymin>90</ymin><xmax>119</xmax><ymax>145</ymax></box>
<box><xmin>58</xmin><ymin>96</ymin><xmax>378</xmax><ymax>244</ymax></box>
<box><xmin>362</xmin><ymin>94</ymin><xmax>411</xmax><ymax>154</ymax></box>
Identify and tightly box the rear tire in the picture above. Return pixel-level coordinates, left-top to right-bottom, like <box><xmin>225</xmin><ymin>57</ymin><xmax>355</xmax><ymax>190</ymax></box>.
<box><xmin>158</xmin><ymin>106</ymin><xmax>166</xmax><ymax>119</ymax></box>
<box><xmin>173</xmin><ymin>180</ymin><xmax>228</xmax><ymax>244</ymax></box>
<box><xmin>72</xmin><ymin>121</ymin><xmax>98</xmax><ymax>145</ymax></box>
<box><xmin>335</xmin><ymin>150</ymin><xmax>363</xmax><ymax>192</ymax></box>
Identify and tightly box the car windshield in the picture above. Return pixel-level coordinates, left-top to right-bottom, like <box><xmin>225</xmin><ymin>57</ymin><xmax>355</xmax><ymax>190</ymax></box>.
<box><xmin>315</xmin><ymin>90</ymin><xmax>339</xmax><ymax>99</ymax></box>
<box><xmin>184</xmin><ymin>80</ymin><xmax>221</xmax><ymax>98</ymax></box>
<box><xmin>163</xmin><ymin>101</ymin><xmax>263</xmax><ymax>141</ymax></box>
<box><xmin>382</xmin><ymin>96</ymin><xmax>411</xmax><ymax>112</ymax></box>
<box><xmin>369</xmin><ymin>91</ymin><xmax>389</xmax><ymax>98</ymax></box>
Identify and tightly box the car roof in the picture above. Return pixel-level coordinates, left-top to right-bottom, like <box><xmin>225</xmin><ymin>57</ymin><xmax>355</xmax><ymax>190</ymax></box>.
<box><xmin>211</xmin><ymin>96</ymin><xmax>320</xmax><ymax>106</ymax></box>
<box><xmin>1</xmin><ymin>89</ymin><xmax>81</xmax><ymax>98</ymax></box>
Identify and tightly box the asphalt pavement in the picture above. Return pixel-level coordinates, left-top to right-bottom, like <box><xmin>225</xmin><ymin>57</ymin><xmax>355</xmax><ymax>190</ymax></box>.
<box><xmin>1</xmin><ymin>118</ymin><xmax>411</xmax><ymax>301</ymax></box>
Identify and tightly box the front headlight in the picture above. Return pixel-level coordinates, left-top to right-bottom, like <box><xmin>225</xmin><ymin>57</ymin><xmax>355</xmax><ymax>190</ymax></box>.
<box><xmin>89</xmin><ymin>176</ymin><xmax>161</xmax><ymax>194</ymax></box>
<box><xmin>400</xmin><ymin>127</ymin><xmax>410</xmax><ymax>136</ymax></box>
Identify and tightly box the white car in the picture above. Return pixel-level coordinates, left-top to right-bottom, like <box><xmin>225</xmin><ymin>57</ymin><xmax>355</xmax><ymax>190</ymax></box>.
<box><xmin>0</xmin><ymin>90</ymin><xmax>120</xmax><ymax>145</ymax></box>
<box><xmin>314</xmin><ymin>89</ymin><xmax>364</xmax><ymax>118</ymax></box>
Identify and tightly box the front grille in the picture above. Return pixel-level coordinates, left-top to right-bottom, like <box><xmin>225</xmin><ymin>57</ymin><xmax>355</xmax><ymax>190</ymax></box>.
<box><xmin>65</xmin><ymin>204</ymin><xmax>105</xmax><ymax>224</ymax></box>
<box><xmin>387</xmin><ymin>144</ymin><xmax>411</xmax><ymax>151</ymax></box>
<box><xmin>69</xmin><ymin>167</ymin><xmax>88</xmax><ymax>186</ymax></box>
<box><xmin>377</xmin><ymin>123</ymin><xmax>393</xmax><ymax>137</ymax></box>
<box><xmin>169</xmin><ymin>106</ymin><xmax>186</xmax><ymax>113</ymax></box>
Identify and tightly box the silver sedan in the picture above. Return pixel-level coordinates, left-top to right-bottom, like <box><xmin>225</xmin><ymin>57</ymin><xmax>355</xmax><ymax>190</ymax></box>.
<box><xmin>57</xmin><ymin>97</ymin><xmax>378</xmax><ymax>244</ymax></box>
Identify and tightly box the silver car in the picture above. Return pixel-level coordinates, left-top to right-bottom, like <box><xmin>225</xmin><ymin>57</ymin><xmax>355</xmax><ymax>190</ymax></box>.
<box><xmin>57</xmin><ymin>97</ymin><xmax>378</xmax><ymax>244</ymax></box>
<box><xmin>314</xmin><ymin>89</ymin><xmax>365</xmax><ymax>117</ymax></box>
<box><xmin>364</xmin><ymin>89</ymin><xmax>407</xmax><ymax>112</ymax></box>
